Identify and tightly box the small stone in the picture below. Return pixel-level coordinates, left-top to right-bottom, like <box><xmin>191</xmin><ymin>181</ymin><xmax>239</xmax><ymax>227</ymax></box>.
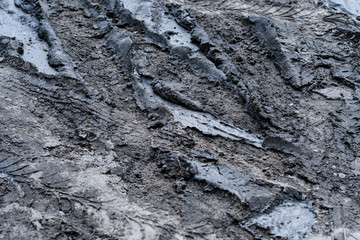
<box><xmin>339</xmin><ymin>173</ymin><xmax>346</xmax><ymax>179</ymax></box>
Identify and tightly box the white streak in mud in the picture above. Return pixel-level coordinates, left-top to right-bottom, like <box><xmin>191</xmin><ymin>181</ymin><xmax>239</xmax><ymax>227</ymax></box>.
<box><xmin>121</xmin><ymin>0</ymin><xmax>197</xmax><ymax>50</ymax></box>
<box><xmin>315</xmin><ymin>0</ymin><xmax>360</xmax><ymax>18</ymax></box>
<box><xmin>250</xmin><ymin>201</ymin><xmax>316</xmax><ymax>240</ymax></box>
<box><xmin>0</xmin><ymin>172</ymin><xmax>20</xmax><ymax>186</ymax></box>
<box><xmin>172</xmin><ymin>109</ymin><xmax>263</xmax><ymax>148</ymax></box>
<box><xmin>0</xmin><ymin>173</ymin><xmax>11</xmax><ymax>180</ymax></box>
<box><xmin>0</xmin><ymin>0</ymin><xmax>56</xmax><ymax>74</ymax></box>
<box><xmin>138</xmin><ymin>79</ymin><xmax>263</xmax><ymax>148</ymax></box>
<box><xmin>190</xmin><ymin>161</ymin><xmax>273</xmax><ymax>207</ymax></box>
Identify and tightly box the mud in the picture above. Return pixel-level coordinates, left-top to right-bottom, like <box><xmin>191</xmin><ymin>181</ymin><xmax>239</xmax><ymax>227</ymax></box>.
<box><xmin>316</xmin><ymin>0</ymin><xmax>360</xmax><ymax>19</ymax></box>
<box><xmin>1</xmin><ymin>0</ymin><xmax>360</xmax><ymax>239</ymax></box>
<box><xmin>0</xmin><ymin>0</ymin><xmax>55</xmax><ymax>74</ymax></box>
<box><xmin>249</xmin><ymin>201</ymin><xmax>317</xmax><ymax>240</ymax></box>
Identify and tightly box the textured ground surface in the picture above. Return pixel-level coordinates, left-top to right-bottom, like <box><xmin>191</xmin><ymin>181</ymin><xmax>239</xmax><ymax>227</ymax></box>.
<box><xmin>1</xmin><ymin>0</ymin><xmax>360</xmax><ymax>239</ymax></box>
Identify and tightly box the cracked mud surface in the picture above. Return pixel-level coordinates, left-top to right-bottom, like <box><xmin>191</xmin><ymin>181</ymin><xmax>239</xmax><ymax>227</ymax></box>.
<box><xmin>1</xmin><ymin>0</ymin><xmax>360</xmax><ymax>239</ymax></box>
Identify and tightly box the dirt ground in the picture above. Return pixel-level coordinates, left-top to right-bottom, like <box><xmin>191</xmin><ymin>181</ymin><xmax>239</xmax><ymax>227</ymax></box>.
<box><xmin>0</xmin><ymin>0</ymin><xmax>360</xmax><ymax>239</ymax></box>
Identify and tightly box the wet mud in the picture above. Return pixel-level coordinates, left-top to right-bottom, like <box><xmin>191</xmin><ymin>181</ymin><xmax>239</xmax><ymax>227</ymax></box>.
<box><xmin>1</xmin><ymin>0</ymin><xmax>360</xmax><ymax>239</ymax></box>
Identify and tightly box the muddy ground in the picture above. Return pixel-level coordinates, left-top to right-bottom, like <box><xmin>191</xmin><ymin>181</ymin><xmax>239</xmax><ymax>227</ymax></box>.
<box><xmin>0</xmin><ymin>0</ymin><xmax>360</xmax><ymax>239</ymax></box>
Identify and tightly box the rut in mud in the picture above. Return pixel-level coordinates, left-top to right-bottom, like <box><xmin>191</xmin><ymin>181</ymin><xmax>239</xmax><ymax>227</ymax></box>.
<box><xmin>1</xmin><ymin>0</ymin><xmax>360</xmax><ymax>239</ymax></box>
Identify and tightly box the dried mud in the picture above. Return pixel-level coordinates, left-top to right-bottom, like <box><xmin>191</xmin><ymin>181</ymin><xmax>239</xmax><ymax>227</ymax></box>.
<box><xmin>1</xmin><ymin>0</ymin><xmax>360</xmax><ymax>239</ymax></box>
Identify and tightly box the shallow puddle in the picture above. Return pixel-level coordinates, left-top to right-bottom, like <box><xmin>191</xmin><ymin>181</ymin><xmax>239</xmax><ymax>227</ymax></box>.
<box><xmin>122</xmin><ymin>0</ymin><xmax>197</xmax><ymax>50</ymax></box>
<box><xmin>0</xmin><ymin>0</ymin><xmax>56</xmax><ymax>74</ymax></box>
<box><xmin>316</xmin><ymin>0</ymin><xmax>360</xmax><ymax>18</ymax></box>
<box><xmin>190</xmin><ymin>161</ymin><xmax>274</xmax><ymax>209</ymax></box>
<box><xmin>250</xmin><ymin>201</ymin><xmax>317</xmax><ymax>240</ymax></box>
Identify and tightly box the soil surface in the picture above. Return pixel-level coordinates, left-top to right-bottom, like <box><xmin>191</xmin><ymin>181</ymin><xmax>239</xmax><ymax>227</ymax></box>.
<box><xmin>1</xmin><ymin>0</ymin><xmax>360</xmax><ymax>239</ymax></box>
